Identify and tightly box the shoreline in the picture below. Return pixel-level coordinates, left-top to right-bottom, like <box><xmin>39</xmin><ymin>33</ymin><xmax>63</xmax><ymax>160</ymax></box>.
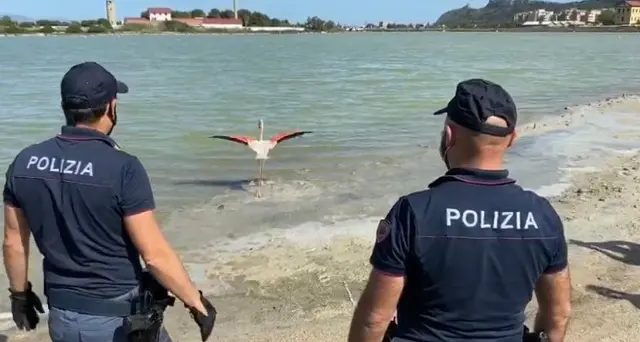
<box><xmin>5</xmin><ymin>26</ymin><xmax>640</xmax><ymax>37</ymax></box>
<box><xmin>3</xmin><ymin>95</ymin><xmax>640</xmax><ymax>341</ymax></box>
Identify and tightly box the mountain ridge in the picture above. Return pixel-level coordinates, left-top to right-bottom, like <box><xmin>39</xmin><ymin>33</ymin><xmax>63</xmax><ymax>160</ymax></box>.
<box><xmin>0</xmin><ymin>14</ymin><xmax>35</xmax><ymax>22</ymax></box>
<box><xmin>435</xmin><ymin>0</ymin><xmax>620</xmax><ymax>26</ymax></box>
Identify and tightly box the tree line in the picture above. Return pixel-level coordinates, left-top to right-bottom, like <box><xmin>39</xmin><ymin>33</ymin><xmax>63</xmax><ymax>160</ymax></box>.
<box><xmin>141</xmin><ymin>8</ymin><xmax>293</xmax><ymax>27</ymax></box>
<box><xmin>0</xmin><ymin>8</ymin><xmax>341</xmax><ymax>34</ymax></box>
<box><xmin>141</xmin><ymin>8</ymin><xmax>339</xmax><ymax>31</ymax></box>
<box><xmin>0</xmin><ymin>16</ymin><xmax>113</xmax><ymax>29</ymax></box>
<box><xmin>0</xmin><ymin>15</ymin><xmax>113</xmax><ymax>34</ymax></box>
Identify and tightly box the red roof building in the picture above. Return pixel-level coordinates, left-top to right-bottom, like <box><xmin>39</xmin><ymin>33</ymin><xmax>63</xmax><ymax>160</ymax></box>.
<box><xmin>174</xmin><ymin>18</ymin><xmax>204</xmax><ymax>26</ymax></box>
<box><xmin>124</xmin><ymin>17</ymin><xmax>150</xmax><ymax>24</ymax></box>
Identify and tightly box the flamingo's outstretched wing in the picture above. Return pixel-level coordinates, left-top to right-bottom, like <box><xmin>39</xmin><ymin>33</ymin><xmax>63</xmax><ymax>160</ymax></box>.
<box><xmin>270</xmin><ymin>131</ymin><xmax>312</xmax><ymax>144</ymax></box>
<box><xmin>209</xmin><ymin>135</ymin><xmax>251</xmax><ymax>146</ymax></box>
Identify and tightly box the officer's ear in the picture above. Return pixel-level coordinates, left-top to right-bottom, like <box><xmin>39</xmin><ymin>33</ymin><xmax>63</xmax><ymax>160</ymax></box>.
<box><xmin>106</xmin><ymin>99</ymin><xmax>116</xmax><ymax>117</ymax></box>
<box><xmin>444</xmin><ymin>123</ymin><xmax>456</xmax><ymax>147</ymax></box>
<box><xmin>506</xmin><ymin>131</ymin><xmax>517</xmax><ymax>147</ymax></box>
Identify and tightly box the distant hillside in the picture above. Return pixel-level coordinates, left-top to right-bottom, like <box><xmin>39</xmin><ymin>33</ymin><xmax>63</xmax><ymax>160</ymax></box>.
<box><xmin>435</xmin><ymin>0</ymin><xmax>619</xmax><ymax>26</ymax></box>
<box><xmin>0</xmin><ymin>14</ymin><xmax>34</xmax><ymax>22</ymax></box>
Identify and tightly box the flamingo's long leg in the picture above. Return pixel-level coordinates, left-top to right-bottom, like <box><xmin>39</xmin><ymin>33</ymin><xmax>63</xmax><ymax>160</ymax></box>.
<box><xmin>255</xmin><ymin>159</ymin><xmax>265</xmax><ymax>198</ymax></box>
<box><xmin>258</xmin><ymin>160</ymin><xmax>265</xmax><ymax>185</ymax></box>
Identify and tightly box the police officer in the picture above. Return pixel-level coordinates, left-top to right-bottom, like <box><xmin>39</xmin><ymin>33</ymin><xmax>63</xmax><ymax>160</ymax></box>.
<box><xmin>348</xmin><ymin>79</ymin><xmax>572</xmax><ymax>342</ymax></box>
<box><xmin>2</xmin><ymin>62</ymin><xmax>216</xmax><ymax>342</ymax></box>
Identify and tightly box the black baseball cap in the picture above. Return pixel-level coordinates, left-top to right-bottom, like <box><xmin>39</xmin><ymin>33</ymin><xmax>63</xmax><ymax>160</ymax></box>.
<box><xmin>60</xmin><ymin>62</ymin><xmax>128</xmax><ymax>109</ymax></box>
<box><xmin>434</xmin><ymin>79</ymin><xmax>517</xmax><ymax>137</ymax></box>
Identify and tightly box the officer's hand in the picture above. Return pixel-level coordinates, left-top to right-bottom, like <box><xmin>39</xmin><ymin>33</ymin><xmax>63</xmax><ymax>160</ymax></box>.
<box><xmin>9</xmin><ymin>282</ymin><xmax>45</xmax><ymax>331</ymax></box>
<box><xmin>188</xmin><ymin>291</ymin><xmax>216</xmax><ymax>341</ymax></box>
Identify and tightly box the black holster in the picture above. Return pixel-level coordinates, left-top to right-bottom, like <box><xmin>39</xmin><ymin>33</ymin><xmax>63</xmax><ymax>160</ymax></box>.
<box><xmin>123</xmin><ymin>272</ymin><xmax>176</xmax><ymax>342</ymax></box>
<box><xmin>522</xmin><ymin>325</ymin><xmax>549</xmax><ymax>342</ymax></box>
<box><xmin>382</xmin><ymin>320</ymin><xmax>397</xmax><ymax>342</ymax></box>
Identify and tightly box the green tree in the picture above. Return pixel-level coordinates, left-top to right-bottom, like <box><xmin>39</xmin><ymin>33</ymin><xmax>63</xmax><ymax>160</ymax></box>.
<box><xmin>5</xmin><ymin>26</ymin><xmax>25</xmax><ymax>34</ymax></box>
<box><xmin>171</xmin><ymin>11</ymin><xmax>191</xmax><ymax>18</ymax></box>
<box><xmin>305</xmin><ymin>16</ymin><xmax>339</xmax><ymax>31</ymax></box>
<box><xmin>120</xmin><ymin>23</ymin><xmax>149</xmax><ymax>32</ymax></box>
<box><xmin>19</xmin><ymin>22</ymin><xmax>35</xmax><ymax>28</ymax></box>
<box><xmin>96</xmin><ymin>18</ymin><xmax>112</xmax><ymax>29</ymax></box>
<box><xmin>163</xmin><ymin>20</ymin><xmax>195</xmax><ymax>32</ymax></box>
<box><xmin>596</xmin><ymin>10</ymin><xmax>616</xmax><ymax>25</ymax></box>
<box><xmin>87</xmin><ymin>25</ymin><xmax>108</xmax><ymax>34</ymax></box>
<box><xmin>40</xmin><ymin>25</ymin><xmax>55</xmax><ymax>34</ymax></box>
<box><xmin>140</xmin><ymin>11</ymin><xmax>149</xmax><ymax>19</ymax></box>
<box><xmin>65</xmin><ymin>23</ymin><xmax>84</xmax><ymax>34</ymax></box>
<box><xmin>207</xmin><ymin>8</ymin><xmax>221</xmax><ymax>18</ymax></box>
<box><xmin>36</xmin><ymin>19</ymin><xmax>61</xmax><ymax>26</ymax></box>
<box><xmin>248</xmin><ymin>11</ymin><xmax>271</xmax><ymax>26</ymax></box>
<box><xmin>220</xmin><ymin>10</ymin><xmax>235</xmax><ymax>19</ymax></box>
<box><xmin>270</xmin><ymin>18</ymin><xmax>282</xmax><ymax>26</ymax></box>
<box><xmin>80</xmin><ymin>20</ymin><xmax>97</xmax><ymax>27</ymax></box>
<box><xmin>237</xmin><ymin>9</ymin><xmax>252</xmax><ymax>25</ymax></box>
<box><xmin>325</xmin><ymin>20</ymin><xmax>336</xmax><ymax>31</ymax></box>
<box><xmin>0</xmin><ymin>16</ymin><xmax>15</xmax><ymax>26</ymax></box>
<box><xmin>190</xmin><ymin>9</ymin><xmax>206</xmax><ymax>18</ymax></box>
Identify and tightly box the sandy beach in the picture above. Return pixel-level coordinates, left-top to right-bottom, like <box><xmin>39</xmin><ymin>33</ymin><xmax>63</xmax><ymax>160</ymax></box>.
<box><xmin>4</xmin><ymin>96</ymin><xmax>640</xmax><ymax>342</ymax></box>
<box><xmin>200</xmin><ymin>138</ymin><xmax>640</xmax><ymax>342</ymax></box>
<box><xmin>203</xmin><ymin>149</ymin><xmax>640</xmax><ymax>342</ymax></box>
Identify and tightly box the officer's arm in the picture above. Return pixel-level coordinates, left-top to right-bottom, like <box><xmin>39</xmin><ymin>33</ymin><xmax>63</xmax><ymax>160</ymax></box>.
<box><xmin>534</xmin><ymin>212</ymin><xmax>571</xmax><ymax>342</ymax></box>
<box><xmin>120</xmin><ymin>157</ymin><xmax>207</xmax><ymax>315</ymax></box>
<box><xmin>2</xmin><ymin>161</ymin><xmax>30</xmax><ymax>292</ymax></box>
<box><xmin>349</xmin><ymin>197</ymin><xmax>414</xmax><ymax>342</ymax></box>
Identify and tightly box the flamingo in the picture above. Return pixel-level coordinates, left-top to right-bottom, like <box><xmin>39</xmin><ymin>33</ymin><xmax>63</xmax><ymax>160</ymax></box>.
<box><xmin>209</xmin><ymin>119</ymin><xmax>312</xmax><ymax>187</ymax></box>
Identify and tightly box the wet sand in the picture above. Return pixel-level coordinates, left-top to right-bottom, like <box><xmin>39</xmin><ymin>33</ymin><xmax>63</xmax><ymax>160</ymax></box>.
<box><xmin>4</xmin><ymin>96</ymin><xmax>640</xmax><ymax>341</ymax></box>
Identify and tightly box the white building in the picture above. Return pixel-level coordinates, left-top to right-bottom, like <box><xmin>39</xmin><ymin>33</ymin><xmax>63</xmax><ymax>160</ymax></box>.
<box><xmin>148</xmin><ymin>7</ymin><xmax>172</xmax><ymax>21</ymax></box>
<box><xmin>586</xmin><ymin>9</ymin><xmax>602</xmax><ymax>23</ymax></box>
<box><xmin>201</xmin><ymin>18</ymin><xmax>243</xmax><ymax>29</ymax></box>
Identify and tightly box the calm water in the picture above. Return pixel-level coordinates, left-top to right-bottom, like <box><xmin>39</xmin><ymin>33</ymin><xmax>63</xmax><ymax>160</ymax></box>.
<box><xmin>1</xmin><ymin>32</ymin><xmax>640</xmax><ymax>251</ymax></box>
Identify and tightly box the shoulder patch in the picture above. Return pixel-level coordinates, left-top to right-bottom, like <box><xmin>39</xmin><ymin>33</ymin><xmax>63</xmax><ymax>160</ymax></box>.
<box><xmin>376</xmin><ymin>219</ymin><xmax>391</xmax><ymax>243</ymax></box>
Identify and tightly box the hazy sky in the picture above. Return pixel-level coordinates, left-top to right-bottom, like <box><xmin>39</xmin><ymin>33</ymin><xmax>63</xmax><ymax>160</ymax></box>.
<box><xmin>0</xmin><ymin>0</ymin><xmax>577</xmax><ymax>25</ymax></box>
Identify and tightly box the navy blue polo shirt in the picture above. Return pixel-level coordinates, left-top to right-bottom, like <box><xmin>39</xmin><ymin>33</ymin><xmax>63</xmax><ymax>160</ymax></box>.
<box><xmin>3</xmin><ymin>126</ymin><xmax>155</xmax><ymax>299</ymax></box>
<box><xmin>371</xmin><ymin>168</ymin><xmax>567</xmax><ymax>342</ymax></box>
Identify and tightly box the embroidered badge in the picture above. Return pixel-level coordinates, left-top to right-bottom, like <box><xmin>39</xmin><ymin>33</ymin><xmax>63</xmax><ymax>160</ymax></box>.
<box><xmin>376</xmin><ymin>219</ymin><xmax>391</xmax><ymax>243</ymax></box>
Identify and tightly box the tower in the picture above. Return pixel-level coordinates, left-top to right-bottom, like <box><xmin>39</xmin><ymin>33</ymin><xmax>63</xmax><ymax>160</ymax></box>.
<box><xmin>233</xmin><ymin>0</ymin><xmax>238</xmax><ymax>19</ymax></box>
<box><xmin>106</xmin><ymin>0</ymin><xmax>117</xmax><ymax>27</ymax></box>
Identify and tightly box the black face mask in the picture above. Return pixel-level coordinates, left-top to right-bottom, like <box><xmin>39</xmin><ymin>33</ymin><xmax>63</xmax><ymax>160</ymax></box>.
<box><xmin>106</xmin><ymin>103</ymin><xmax>117</xmax><ymax>136</ymax></box>
<box><xmin>438</xmin><ymin>131</ymin><xmax>451</xmax><ymax>170</ymax></box>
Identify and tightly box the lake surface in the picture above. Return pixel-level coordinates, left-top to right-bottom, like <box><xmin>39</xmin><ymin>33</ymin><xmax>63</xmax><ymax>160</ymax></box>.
<box><xmin>1</xmin><ymin>32</ymin><xmax>640</xmax><ymax>251</ymax></box>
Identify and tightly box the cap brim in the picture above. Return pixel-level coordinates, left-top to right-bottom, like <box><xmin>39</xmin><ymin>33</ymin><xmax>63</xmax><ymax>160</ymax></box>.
<box><xmin>433</xmin><ymin>108</ymin><xmax>447</xmax><ymax>115</ymax></box>
<box><xmin>116</xmin><ymin>80</ymin><xmax>129</xmax><ymax>94</ymax></box>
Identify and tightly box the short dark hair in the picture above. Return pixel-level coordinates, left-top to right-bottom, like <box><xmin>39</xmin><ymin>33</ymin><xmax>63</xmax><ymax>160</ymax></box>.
<box><xmin>61</xmin><ymin>101</ymin><xmax>109</xmax><ymax>126</ymax></box>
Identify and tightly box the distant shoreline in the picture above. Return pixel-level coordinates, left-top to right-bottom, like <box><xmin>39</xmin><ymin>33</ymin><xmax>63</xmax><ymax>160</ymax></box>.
<box><xmin>4</xmin><ymin>25</ymin><xmax>640</xmax><ymax>37</ymax></box>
